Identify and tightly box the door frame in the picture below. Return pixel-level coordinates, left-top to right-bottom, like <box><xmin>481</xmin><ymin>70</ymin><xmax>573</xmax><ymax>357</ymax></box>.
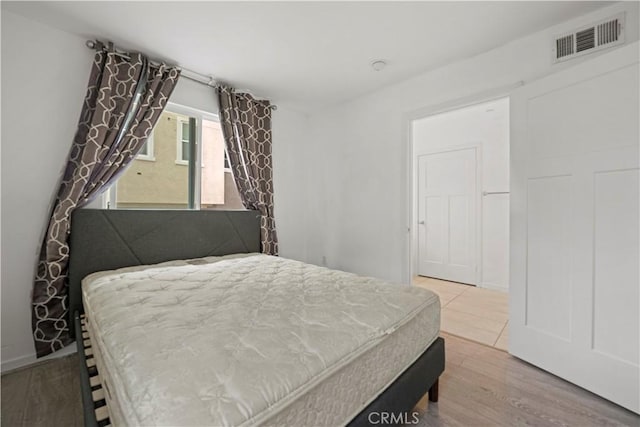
<box><xmin>404</xmin><ymin>85</ymin><xmax>519</xmax><ymax>286</ymax></box>
<box><xmin>414</xmin><ymin>145</ymin><xmax>482</xmax><ymax>286</ymax></box>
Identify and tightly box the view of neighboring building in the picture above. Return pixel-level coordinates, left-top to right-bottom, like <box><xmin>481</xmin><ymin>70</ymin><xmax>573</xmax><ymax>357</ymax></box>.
<box><xmin>115</xmin><ymin>110</ymin><xmax>243</xmax><ymax>210</ymax></box>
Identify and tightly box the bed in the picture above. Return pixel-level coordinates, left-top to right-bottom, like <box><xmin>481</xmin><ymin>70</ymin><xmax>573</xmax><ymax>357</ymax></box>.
<box><xmin>69</xmin><ymin>209</ymin><xmax>444</xmax><ymax>427</ymax></box>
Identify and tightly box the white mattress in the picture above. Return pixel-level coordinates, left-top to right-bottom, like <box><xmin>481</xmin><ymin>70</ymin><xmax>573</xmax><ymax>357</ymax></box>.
<box><xmin>82</xmin><ymin>254</ymin><xmax>440</xmax><ymax>427</ymax></box>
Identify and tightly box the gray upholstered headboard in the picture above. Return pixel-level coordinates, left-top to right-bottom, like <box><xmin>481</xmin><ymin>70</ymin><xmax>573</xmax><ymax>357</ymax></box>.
<box><xmin>68</xmin><ymin>209</ymin><xmax>261</xmax><ymax>331</ymax></box>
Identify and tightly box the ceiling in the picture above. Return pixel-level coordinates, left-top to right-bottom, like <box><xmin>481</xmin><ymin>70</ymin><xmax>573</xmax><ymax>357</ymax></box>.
<box><xmin>3</xmin><ymin>1</ymin><xmax>610</xmax><ymax>112</ymax></box>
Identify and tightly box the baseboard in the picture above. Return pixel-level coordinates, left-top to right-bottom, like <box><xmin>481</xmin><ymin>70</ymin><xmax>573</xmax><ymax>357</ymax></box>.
<box><xmin>1</xmin><ymin>344</ymin><xmax>77</xmax><ymax>374</ymax></box>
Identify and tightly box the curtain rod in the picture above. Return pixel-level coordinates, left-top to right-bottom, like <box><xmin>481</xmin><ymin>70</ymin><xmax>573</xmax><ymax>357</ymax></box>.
<box><xmin>85</xmin><ymin>40</ymin><xmax>277</xmax><ymax>110</ymax></box>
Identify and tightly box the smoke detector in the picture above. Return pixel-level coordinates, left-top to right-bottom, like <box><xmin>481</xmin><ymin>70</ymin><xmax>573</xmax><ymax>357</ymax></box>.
<box><xmin>371</xmin><ymin>60</ymin><xmax>387</xmax><ymax>71</ymax></box>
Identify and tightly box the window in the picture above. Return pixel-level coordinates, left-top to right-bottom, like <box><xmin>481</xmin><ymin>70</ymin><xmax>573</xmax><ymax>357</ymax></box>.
<box><xmin>140</xmin><ymin>141</ymin><xmax>149</xmax><ymax>156</ymax></box>
<box><xmin>176</xmin><ymin>119</ymin><xmax>190</xmax><ymax>164</ymax></box>
<box><xmin>106</xmin><ymin>103</ymin><xmax>243</xmax><ymax>210</ymax></box>
<box><xmin>136</xmin><ymin>134</ymin><xmax>155</xmax><ymax>161</ymax></box>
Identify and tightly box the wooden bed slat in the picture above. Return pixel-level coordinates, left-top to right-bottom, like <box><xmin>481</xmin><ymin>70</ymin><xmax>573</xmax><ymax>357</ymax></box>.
<box><xmin>78</xmin><ymin>313</ymin><xmax>112</xmax><ymax>427</ymax></box>
<box><xmin>89</xmin><ymin>375</ymin><xmax>102</xmax><ymax>388</ymax></box>
<box><xmin>95</xmin><ymin>406</ymin><xmax>109</xmax><ymax>422</ymax></box>
<box><xmin>92</xmin><ymin>388</ymin><xmax>105</xmax><ymax>402</ymax></box>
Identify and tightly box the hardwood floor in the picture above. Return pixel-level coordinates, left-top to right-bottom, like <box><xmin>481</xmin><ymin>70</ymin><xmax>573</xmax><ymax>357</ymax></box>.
<box><xmin>414</xmin><ymin>333</ymin><xmax>638</xmax><ymax>426</ymax></box>
<box><xmin>1</xmin><ymin>334</ymin><xmax>637</xmax><ymax>426</ymax></box>
<box><xmin>1</xmin><ymin>353</ymin><xmax>83</xmax><ymax>427</ymax></box>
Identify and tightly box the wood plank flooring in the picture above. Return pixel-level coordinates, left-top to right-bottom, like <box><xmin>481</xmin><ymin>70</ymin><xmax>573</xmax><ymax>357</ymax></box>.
<box><xmin>414</xmin><ymin>333</ymin><xmax>638</xmax><ymax>426</ymax></box>
<box><xmin>1</xmin><ymin>353</ymin><xmax>83</xmax><ymax>427</ymax></box>
<box><xmin>2</xmin><ymin>333</ymin><xmax>637</xmax><ymax>426</ymax></box>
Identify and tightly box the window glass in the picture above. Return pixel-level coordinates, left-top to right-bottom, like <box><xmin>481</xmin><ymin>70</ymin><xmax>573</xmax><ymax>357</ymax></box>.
<box><xmin>139</xmin><ymin>141</ymin><xmax>149</xmax><ymax>156</ymax></box>
<box><xmin>108</xmin><ymin>105</ymin><xmax>243</xmax><ymax>210</ymax></box>
<box><xmin>116</xmin><ymin>111</ymin><xmax>189</xmax><ymax>208</ymax></box>
<box><xmin>180</xmin><ymin>121</ymin><xmax>190</xmax><ymax>162</ymax></box>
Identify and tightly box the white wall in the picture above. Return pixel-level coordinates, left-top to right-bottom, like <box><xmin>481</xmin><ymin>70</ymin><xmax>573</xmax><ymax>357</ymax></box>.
<box><xmin>1</xmin><ymin>10</ymin><xmax>92</xmax><ymax>370</ymax></box>
<box><xmin>412</xmin><ymin>98</ymin><xmax>510</xmax><ymax>290</ymax></box>
<box><xmin>171</xmin><ymin>78</ymin><xmax>218</xmax><ymax>114</ymax></box>
<box><xmin>0</xmin><ymin>10</ymin><xmax>309</xmax><ymax>370</ymax></box>
<box><xmin>272</xmin><ymin>107</ymin><xmax>310</xmax><ymax>261</ymax></box>
<box><xmin>304</xmin><ymin>2</ymin><xmax>639</xmax><ymax>285</ymax></box>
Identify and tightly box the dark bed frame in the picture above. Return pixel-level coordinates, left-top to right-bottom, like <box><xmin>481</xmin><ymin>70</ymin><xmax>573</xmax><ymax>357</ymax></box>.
<box><xmin>69</xmin><ymin>209</ymin><xmax>444</xmax><ymax>427</ymax></box>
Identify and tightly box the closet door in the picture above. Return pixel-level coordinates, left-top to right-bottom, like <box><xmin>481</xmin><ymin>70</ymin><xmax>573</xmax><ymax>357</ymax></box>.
<box><xmin>510</xmin><ymin>42</ymin><xmax>639</xmax><ymax>413</ymax></box>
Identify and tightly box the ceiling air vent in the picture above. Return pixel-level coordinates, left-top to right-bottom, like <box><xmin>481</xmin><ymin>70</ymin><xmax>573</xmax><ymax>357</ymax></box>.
<box><xmin>553</xmin><ymin>13</ymin><xmax>625</xmax><ymax>63</ymax></box>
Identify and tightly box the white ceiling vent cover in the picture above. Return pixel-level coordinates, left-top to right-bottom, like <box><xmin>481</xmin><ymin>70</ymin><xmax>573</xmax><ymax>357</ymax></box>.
<box><xmin>553</xmin><ymin>13</ymin><xmax>625</xmax><ymax>63</ymax></box>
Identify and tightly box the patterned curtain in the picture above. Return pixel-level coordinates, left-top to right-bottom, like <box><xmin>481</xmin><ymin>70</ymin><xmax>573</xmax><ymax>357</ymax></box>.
<box><xmin>32</xmin><ymin>50</ymin><xmax>181</xmax><ymax>357</ymax></box>
<box><xmin>217</xmin><ymin>85</ymin><xmax>278</xmax><ymax>255</ymax></box>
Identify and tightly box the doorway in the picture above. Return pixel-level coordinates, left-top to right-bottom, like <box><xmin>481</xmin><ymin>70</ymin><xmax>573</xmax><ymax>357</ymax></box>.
<box><xmin>411</xmin><ymin>97</ymin><xmax>510</xmax><ymax>349</ymax></box>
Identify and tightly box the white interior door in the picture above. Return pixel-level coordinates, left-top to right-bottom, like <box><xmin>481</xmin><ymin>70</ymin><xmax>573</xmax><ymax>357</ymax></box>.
<box><xmin>510</xmin><ymin>42</ymin><xmax>639</xmax><ymax>413</ymax></box>
<box><xmin>418</xmin><ymin>148</ymin><xmax>477</xmax><ymax>284</ymax></box>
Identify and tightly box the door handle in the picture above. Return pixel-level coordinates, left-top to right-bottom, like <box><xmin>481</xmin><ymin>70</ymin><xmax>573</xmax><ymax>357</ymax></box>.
<box><xmin>418</xmin><ymin>221</ymin><xmax>425</xmax><ymax>225</ymax></box>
